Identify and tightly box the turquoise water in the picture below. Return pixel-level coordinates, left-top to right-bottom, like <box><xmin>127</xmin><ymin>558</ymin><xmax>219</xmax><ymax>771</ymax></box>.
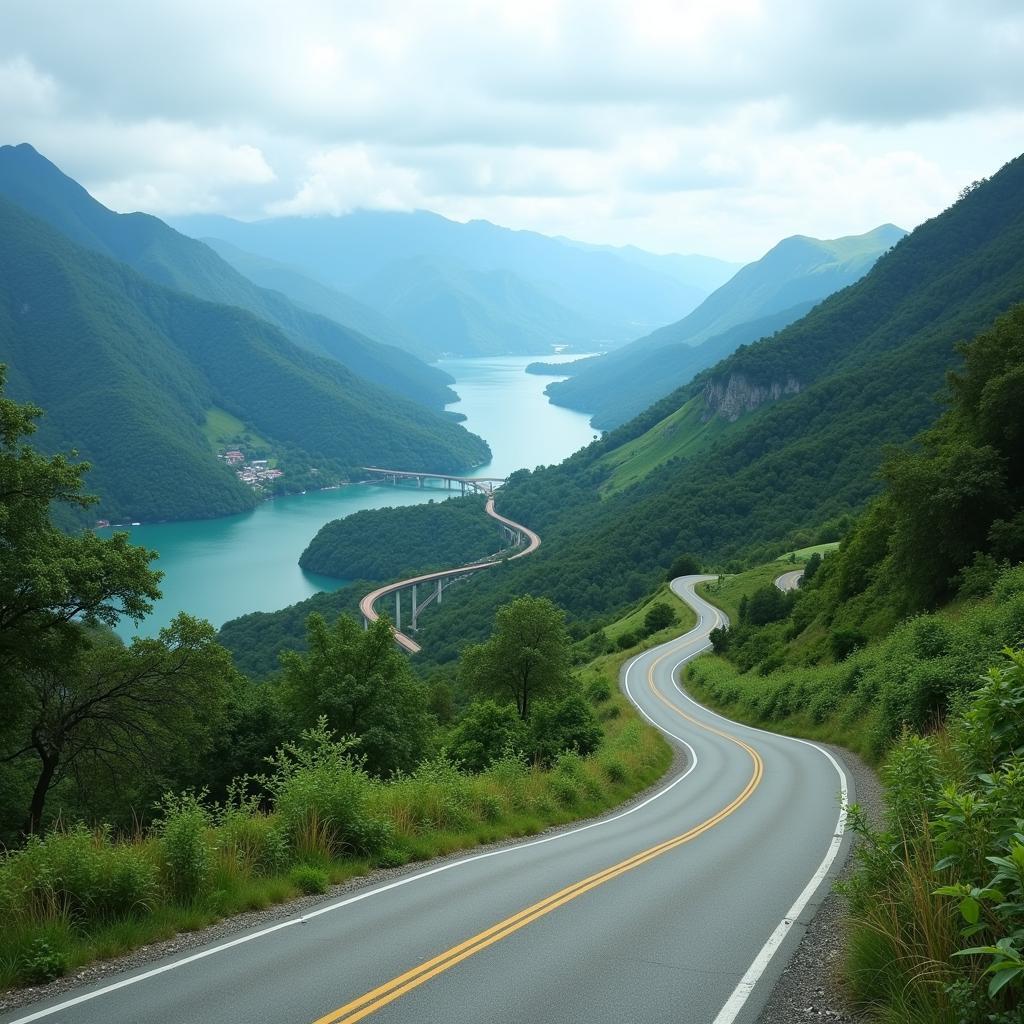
<box><xmin>114</xmin><ymin>354</ymin><xmax>595</xmax><ymax>637</ymax></box>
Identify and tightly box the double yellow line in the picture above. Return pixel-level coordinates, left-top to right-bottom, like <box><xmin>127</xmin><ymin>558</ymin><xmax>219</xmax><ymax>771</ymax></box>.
<box><xmin>314</xmin><ymin>641</ymin><xmax>764</xmax><ymax>1024</ymax></box>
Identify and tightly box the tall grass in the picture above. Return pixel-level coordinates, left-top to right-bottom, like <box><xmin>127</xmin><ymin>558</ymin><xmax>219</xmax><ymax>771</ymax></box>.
<box><xmin>0</xmin><ymin>691</ymin><xmax>668</xmax><ymax>991</ymax></box>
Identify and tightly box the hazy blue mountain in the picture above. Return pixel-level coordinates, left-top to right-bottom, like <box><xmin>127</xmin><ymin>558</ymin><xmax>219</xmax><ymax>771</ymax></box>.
<box><xmin>0</xmin><ymin>144</ymin><xmax>455</xmax><ymax>408</ymax></box>
<box><xmin>546</xmin><ymin>224</ymin><xmax>906</xmax><ymax>428</ymax></box>
<box><xmin>171</xmin><ymin>209</ymin><xmax>724</xmax><ymax>352</ymax></box>
<box><xmin>200</xmin><ymin>237</ymin><xmax>437</xmax><ymax>362</ymax></box>
<box><xmin>0</xmin><ymin>197</ymin><xmax>489</xmax><ymax>523</ymax></box>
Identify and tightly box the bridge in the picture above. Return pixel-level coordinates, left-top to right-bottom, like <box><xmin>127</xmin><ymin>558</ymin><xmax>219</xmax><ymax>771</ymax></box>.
<box><xmin>358</xmin><ymin>490</ymin><xmax>540</xmax><ymax>654</ymax></box>
<box><xmin>361</xmin><ymin>467</ymin><xmax>506</xmax><ymax>496</ymax></box>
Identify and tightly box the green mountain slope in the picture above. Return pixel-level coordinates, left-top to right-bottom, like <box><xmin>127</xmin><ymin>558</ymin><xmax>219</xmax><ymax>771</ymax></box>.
<box><xmin>0</xmin><ymin>144</ymin><xmax>455</xmax><ymax>409</ymax></box>
<box><xmin>200</xmin><ymin>237</ymin><xmax>436</xmax><ymax>363</ymax></box>
<box><xmin>352</xmin><ymin>257</ymin><xmax>609</xmax><ymax>357</ymax></box>
<box><xmin>172</xmin><ymin>209</ymin><xmax>719</xmax><ymax>352</ymax></box>
<box><xmin>393</xmin><ymin>154</ymin><xmax>1024</xmax><ymax>660</ymax></box>
<box><xmin>0</xmin><ymin>198</ymin><xmax>490</xmax><ymax>523</ymax></box>
<box><xmin>546</xmin><ymin>225</ymin><xmax>905</xmax><ymax>428</ymax></box>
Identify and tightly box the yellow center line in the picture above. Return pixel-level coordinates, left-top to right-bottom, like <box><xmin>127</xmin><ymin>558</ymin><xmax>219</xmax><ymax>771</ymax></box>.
<box><xmin>313</xmin><ymin>635</ymin><xmax>764</xmax><ymax>1024</ymax></box>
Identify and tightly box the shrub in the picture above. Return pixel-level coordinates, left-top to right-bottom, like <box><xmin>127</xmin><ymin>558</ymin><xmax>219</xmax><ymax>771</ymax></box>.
<box><xmin>643</xmin><ymin>603</ymin><xmax>676</xmax><ymax>634</ymax></box>
<box><xmin>262</xmin><ymin>720</ymin><xmax>391</xmax><ymax>857</ymax></box>
<box><xmin>585</xmin><ymin>677</ymin><xmax>612</xmax><ymax>704</ymax></box>
<box><xmin>616</xmin><ymin>631</ymin><xmax>637</xmax><ymax>651</ymax></box>
<box><xmin>19</xmin><ymin>936</ymin><xmax>71</xmax><ymax>984</ymax></box>
<box><xmin>529</xmin><ymin>692</ymin><xmax>602</xmax><ymax>767</ymax></box>
<box><xmin>288</xmin><ymin>865</ymin><xmax>329</xmax><ymax>895</ymax></box>
<box><xmin>448</xmin><ymin>700</ymin><xmax>527</xmax><ymax>772</ymax></box>
<box><xmin>155</xmin><ymin>791</ymin><xmax>213</xmax><ymax>903</ymax></box>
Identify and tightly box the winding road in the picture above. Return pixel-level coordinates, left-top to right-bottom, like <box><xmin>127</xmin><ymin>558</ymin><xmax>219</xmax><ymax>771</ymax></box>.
<box><xmin>3</xmin><ymin>578</ymin><xmax>851</xmax><ymax>1024</ymax></box>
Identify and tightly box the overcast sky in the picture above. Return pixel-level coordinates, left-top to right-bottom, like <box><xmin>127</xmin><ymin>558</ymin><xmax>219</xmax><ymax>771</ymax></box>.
<box><xmin>2</xmin><ymin>0</ymin><xmax>1022</xmax><ymax>260</ymax></box>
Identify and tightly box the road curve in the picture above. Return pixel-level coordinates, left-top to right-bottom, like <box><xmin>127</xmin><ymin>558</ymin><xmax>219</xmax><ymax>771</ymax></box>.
<box><xmin>3</xmin><ymin>577</ymin><xmax>851</xmax><ymax>1024</ymax></box>
<box><xmin>774</xmin><ymin>569</ymin><xmax>804</xmax><ymax>592</ymax></box>
<box><xmin>359</xmin><ymin>495</ymin><xmax>541</xmax><ymax>654</ymax></box>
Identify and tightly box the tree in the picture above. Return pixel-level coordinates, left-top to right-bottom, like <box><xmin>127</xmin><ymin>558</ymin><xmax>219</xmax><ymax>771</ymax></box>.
<box><xmin>279</xmin><ymin>613</ymin><xmax>432</xmax><ymax>775</ymax></box>
<box><xmin>448</xmin><ymin>700</ymin><xmax>527</xmax><ymax>772</ymax></box>
<box><xmin>528</xmin><ymin>692</ymin><xmax>602</xmax><ymax>766</ymax></box>
<box><xmin>667</xmin><ymin>554</ymin><xmax>701</xmax><ymax>581</ymax></box>
<box><xmin>3</xmin><ymin>615</ymin><xmax>233</xmax><ymax>834</ymax></box>
<box><xmin>0</xmin><ymin>367</ymin><xmax>161</xmax><ymax>676</ymax></box>
<box><xmin>643</xmin><ymin>602</ymin><xmax>676</xmax><ymax>634</ymax></box>
<box><xmin>459</xmin><ymin>596</ymin><xmax>572</xmax><ymax>718</ymax></box>
<box><xmin>802</xmin><ymin>551</ymin><xmax>823</xmax><ymax>585</ymax></box>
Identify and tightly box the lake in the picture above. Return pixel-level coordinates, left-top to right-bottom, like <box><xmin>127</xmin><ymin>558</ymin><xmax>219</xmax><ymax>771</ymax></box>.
<box><xmin>114</xmin><ymin>354</ymin><xmax>596</xmax><ymax>637</ymax></box>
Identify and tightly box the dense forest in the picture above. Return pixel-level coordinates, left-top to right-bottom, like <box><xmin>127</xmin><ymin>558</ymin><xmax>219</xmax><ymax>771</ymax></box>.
<box><xmin>299</xmin><ymin>494</ymin><xmax>506</xmax><ymax>580</ymax></box>
<box><xmin>0</xmin><ymin>144</ymin><xmax>457</xmax><ymax>410</ymax></box>
<box><xmin>0</xmin><ymin>197</ymin><xmax>490</xmax><ymax>523</ymax></box>
<box><xmin>546</xmin><ymin>224</ymin><xmax>904</xmax><ymax>428</ymax></box>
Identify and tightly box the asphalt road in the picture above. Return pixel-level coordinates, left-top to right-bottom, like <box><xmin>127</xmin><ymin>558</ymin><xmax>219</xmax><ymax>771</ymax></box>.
<box><xmin>4</xmin><ymin>577</ymin><xmax>851</xmax><ymax>1024</ymax></box>
<box><xmin>774</xmin><ymin>569</ymin><xmax>805</xmax><ymax>592</ymax></box>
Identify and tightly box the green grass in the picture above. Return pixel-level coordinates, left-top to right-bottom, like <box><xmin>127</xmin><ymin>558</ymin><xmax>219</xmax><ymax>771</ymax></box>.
<box><xmin>598</xmin><ymin>394</ymin><xmax>728</xmax><ymax>495</ymax></box>
<box><xmin>601</xmin><ymin>582</ymin><xmax>698</xmax><ymax>644</ymax></box>
<box><xmin>0</xmin><ymin>645</ymin><xmax>674</xmax><ymax>993</ymax></box>
<box><xmin>780</xmin><ymin>542</ymin><xmax>840</xmax><ymax>561</ymax></box>
<box><xmin>201</xmin><ymin>406</ymin><xmax>272</xmax><ymax>455</ymax></box>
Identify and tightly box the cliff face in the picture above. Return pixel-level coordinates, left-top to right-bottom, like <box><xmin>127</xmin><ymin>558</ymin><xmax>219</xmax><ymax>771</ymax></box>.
<box><xmin>702</xmin><ymin>373</ymin><xmax>801</xmax><ymax>422</ymax></box>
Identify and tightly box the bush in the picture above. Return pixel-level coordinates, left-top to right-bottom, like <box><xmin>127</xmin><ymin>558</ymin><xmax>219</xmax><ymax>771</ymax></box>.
<box><xmin>262</xmin><ymin>720</ymin><xmax>391</xmax><ymax>858</ymax></box>
<box><xmin>19</xmin><ymin>936</ymin><xmax>71</xmax><ymax>983</ymax></box>
<box><xmin>643</xmin><ymin>602</ymin><xmax>676</xmax><ymax>634</ymax></box>
<box><xmin>288</xmin><ymin>864</ymin><xmax>329</xmax><ymax>895</ymax></box>
<box><xmin>217</xmin><ymin>805</ymin><xmax>289</xmax><ymax>877</ymax></box>
<box><xmin>448</xmin><ymin>701</ymin><xmax>528</xmax><ymax>772</ymax></box>
<box><xmin>0</xmin><ymin>824</ymin><xmax>159</xmax><ymax>925</ymax></box>
<box><xmin>616</xmin><ymin>631</ymin><xmax>637</xmax><ymax>651</ymax></box>
<box><xmin>585</xmin><ymin>677</ymin><xmax>612</xmax><ymax>704</ymax></box>
<box><xmin>529</xmin><ymin>692</ymin><xmax>602</xmax><ymax>767</ymax></box>
<box><xmin>155</xmin><ymin>791</ymin><xmax>213</xmax><ymax>903</ymax></box>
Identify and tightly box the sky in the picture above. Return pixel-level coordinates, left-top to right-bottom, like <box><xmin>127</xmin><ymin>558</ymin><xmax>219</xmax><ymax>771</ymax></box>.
<box><xmin>2</xmin><ymin>0</ymin><xmax>1023</xmax><ymax>261</ymax></box>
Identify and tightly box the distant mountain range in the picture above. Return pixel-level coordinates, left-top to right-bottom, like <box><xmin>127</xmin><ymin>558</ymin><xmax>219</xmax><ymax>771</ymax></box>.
<box><xmin>543</xmin><ymin>224</ymin><xmax>907</xmax><ymax>428</ymax></box>
<box><xmin>0</xmin><ymin>144</ymin><xmax>456</xmax><ymax>410</ymax></box>
<box><xmin>0</xmin><ymin>148</ymin><xmax>491</xmax><ymax>523</ymax></box>
<box><xmin>172</xmin><ymin>210</ymin><xmax>740</xmax><ymax>358</ymax></box>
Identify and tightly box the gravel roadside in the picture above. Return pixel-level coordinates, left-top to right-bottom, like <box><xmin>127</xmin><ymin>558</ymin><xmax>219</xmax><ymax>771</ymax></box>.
<box><xmin>756</xmin><ymin>744</ymin><xmax>883</xmax><ymax>1024</ymax></box>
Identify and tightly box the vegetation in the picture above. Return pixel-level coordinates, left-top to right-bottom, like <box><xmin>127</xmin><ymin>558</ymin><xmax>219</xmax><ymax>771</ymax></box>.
<box><xmin>299</xmin><ymin>495</ymin><xmax>501</xmax><ymax>580</ymax></box>
<box><xmin>0</xmin><ymin>196</ymin><xmax>489</xmax><ymax>522</ymax></box>
<box><xmin>0</xmin><ymin>143</ymin><xmax>458</xmax><ymax>410</ymax></box>
<box><xmin>0</xmin><ymin>381</ymin><xmax>678</xmax><ymax>990</ymax></box>
<box><xmin>546</xmin><ymin>225</ymin><xmax>904</xmax><ymax>429</ymax></box>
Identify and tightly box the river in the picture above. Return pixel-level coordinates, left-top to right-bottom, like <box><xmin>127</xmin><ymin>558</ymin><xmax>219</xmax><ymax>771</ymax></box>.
<box><xmin>114</xmin><ymin>354</ymin><xmax>596</xmax><ymax>638</ymax></box>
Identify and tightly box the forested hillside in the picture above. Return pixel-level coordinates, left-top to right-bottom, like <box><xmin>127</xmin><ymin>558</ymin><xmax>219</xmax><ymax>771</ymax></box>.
<box><xmin>371</xmin><ymin>154</ymin><xmax>1024</xmax><ymax>663</ymax></box>
<box><xmin>545</xmin><ymin>224</ymin><xmax>905</xmax><ymax>428</ymax></box>
<box><xmin>0</xmin><ymin>144</ymin><xmax>456</xmax><ymax>409</ymax></box>
<box><xmin>299</xmin><ymin>495</ymin><xmax>503</xmax><ymax>580</ymax></box>
<box><xmin>0</xmin><ymin>199</ymin><xmax>489</xmax><ymax>522</ymax></box>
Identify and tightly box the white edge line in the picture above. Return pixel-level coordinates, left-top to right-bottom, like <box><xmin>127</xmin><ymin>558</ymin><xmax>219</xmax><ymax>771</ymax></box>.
<box><xmin>9</xmin><ymin>577</ymin><xmax>849</xmax><ymax>1024</ymax></box>
<box><xmin>665</xmin><ymin>579</ymin><xmax>851</xmax><ymax>1024</ymax></box>
<box><xmin>8</xmin><ymin>627</ymin><xmax>710</xmax><ymax>1024</ymax></box>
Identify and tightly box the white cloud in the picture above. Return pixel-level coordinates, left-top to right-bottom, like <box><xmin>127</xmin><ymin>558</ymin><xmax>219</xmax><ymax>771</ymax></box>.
<box><xmin>0</xmin><ymin>1</ymin><xmax>1022</xmax><ymax>256</ymax></box>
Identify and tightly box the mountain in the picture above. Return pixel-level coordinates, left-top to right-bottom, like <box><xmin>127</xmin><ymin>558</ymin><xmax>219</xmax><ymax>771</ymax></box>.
<box><xmin>353</xmin><ymin>257</ymin><xmax>611</xmax><ymax>357</ymax></box>
<box><xmin>200</xmin><ymin>237</ymin><xmax>437</xmax><ymax>363</ymax></box>
<box><xmin>0</xmin><ymin>144</ymin><xmax>456</xmax><ymax>409</ymax></box>
<box><xmin>386</xmin><ymin>154</ymin><xmax>1024</xmax><ymax>660</ymax></box>
<box><xmin>0</xmin><ymin>197</ymin><xmax>490</xmax><ymax>523</ymax></box>
<box><xmin>171</xmin><ymin>210</ymin><xmax>727</xmax><ymax>355</ymax></box>
<box><xmin>545</xmin><ymin>225</ymin><xmax>906</xmax><ymax>428</ymax></box>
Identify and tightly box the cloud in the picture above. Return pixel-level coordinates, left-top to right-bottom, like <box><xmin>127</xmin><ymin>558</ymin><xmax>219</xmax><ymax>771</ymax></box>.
<box><xmin>0</xmin><ymin>1</ymin><xmax>1022</xmax><ymax>255</ymax></box>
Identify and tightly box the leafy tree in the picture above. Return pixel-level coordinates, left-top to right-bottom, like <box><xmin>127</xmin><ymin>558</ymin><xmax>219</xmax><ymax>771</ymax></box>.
<box><xmin>744</xmin><ymin>585</ymin><xmax>791</xmax><ymax>626</ymax></box>
<box><xmin>448</xmin><ymin>700</ymin><xmax>527</xmax><ymax>772</ymax></box>
<box><xmin>279</xmin><ymin>613</ymin><xmax>432</xmax><ymax>775</ymax></box>
<box><xmin>667</xmin><ymin>554</ymin><xmax>701</xmax><ymax>580</ymax></box>
<box><xmin>528</xmin><ymin>692</ymin><xmax>602</xmax><ymax>766</ymax></box>
<box><xmin>459</xmin><ymin>596</ymin><xmax>572</xmax><ymax>718</ymax></box>
<box><xmin>3</xmin><ymin>615</ymin><xmax>233</xmax><ymax>834</ymax></box>
<box><xmin>801</xmin><ymin>551</ymin><xmax>822</xmax><ymax>585</ymax></box>
<box><xmin>643</xmin><ymin>602</ymin><xmax>676</xmax><ymax>634</ymax></box>
<box><xmin>0</xmin><ymin>367</ymin><xmax>161</xmax><ymax>676</ymax></box>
